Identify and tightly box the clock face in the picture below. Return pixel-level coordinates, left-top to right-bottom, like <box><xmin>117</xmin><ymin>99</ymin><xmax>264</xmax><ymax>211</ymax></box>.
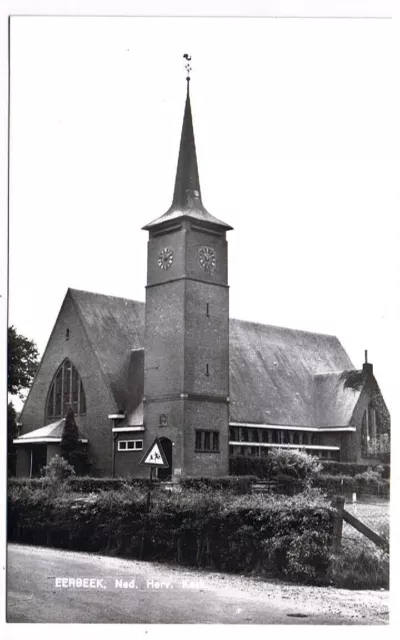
<box><xmin>157</xmin><ymin>247</ymin><xmax>174</xmax><ymax>270</ymax></box>
<box><xmin>198</xmin><ymin>246</ymin><xmax>216</xmax><ymax>273</ymax></box>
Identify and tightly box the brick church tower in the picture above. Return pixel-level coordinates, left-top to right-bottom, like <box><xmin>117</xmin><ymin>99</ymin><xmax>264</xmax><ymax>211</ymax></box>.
<box><xmin>142</xmin><ymin>76</ymin><xmax>233</xmax><ymax>479</ymax></box>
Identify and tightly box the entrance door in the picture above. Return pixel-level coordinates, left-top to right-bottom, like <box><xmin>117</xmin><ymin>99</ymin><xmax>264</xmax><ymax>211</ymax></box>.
<box><xmin>31</xmin><ymin>445</ymin><xmax>47</xmax><ymax>477</ymax></box>
<box><xmin>157</xmin><ymin>438</ymin><xmax>172</xmax><ymax>481</ymax></box>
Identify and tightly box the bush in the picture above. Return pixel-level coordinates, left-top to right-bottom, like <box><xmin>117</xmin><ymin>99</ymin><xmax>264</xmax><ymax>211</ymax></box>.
<box><xmin>66</xmin><ymin>477</ymin><xmax>153</xmax><ymax>493</ymax></box>
<box><xmin>7</xmin><ymin>482</ymin><xmax>334</xmax><ymax>585</ymax></box>
<box><xmin>312</xmin><ymin>473</ymin><xmax>390</xmax><ymax>498</ymax></box>
<box><xmin>42</xmin><ymin>455</ymin><xmax>75</xmax><ymax>481</ymax></box>
<box><xmin>230</xmin><ymin>451</ymin><xmax>321</xmax><ymax>487</ymax></box>
<box><xmin>180</xmin><ymin>476</ymin><xmax>257</xmax><ymax>494</ymax></box>
<box><xmin>7</xmin><ymin>475</ymin><xmax>257</xmax><ymax>495</ymax></box>
<box><xmin>320</xmin><ymin>460</ymin><xmax>390</xmax><ymax>479</ymax></box>
<box><xmin>328</xmin><ymin>545</ymin><xmax>389</xmax><ymax>589</ymax></box>
<box><xmin>268</xmin><ymin>449</ymin><xmax>322</xmax><ymax>481</ymax></box>
<box><xmin>355</xmin><ymin>467</ymin><xmax>384</xmax><ymax>484</ymax></box>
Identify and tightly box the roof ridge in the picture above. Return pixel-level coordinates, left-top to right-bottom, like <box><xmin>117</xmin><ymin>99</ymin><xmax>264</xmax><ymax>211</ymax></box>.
<box><xmin>230</xmin><ymin>316</ymin><xmax>339</xmax><ymax>340</ymax></box>
<box><xmin>68</xmin><ymin>288</ymin><xmax>344</xmax><ymax>340</ymax></box>
<box><xmin>69</xmin><ymin>288</ymin><xmax>145</xmax><ymax>306</ymax></box>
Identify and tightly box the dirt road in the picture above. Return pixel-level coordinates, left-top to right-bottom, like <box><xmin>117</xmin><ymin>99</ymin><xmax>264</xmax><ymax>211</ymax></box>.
<box><xmin>7</xmin><ymin>544</ymin><xmax>389</xmax><ymax>624</ymax></box>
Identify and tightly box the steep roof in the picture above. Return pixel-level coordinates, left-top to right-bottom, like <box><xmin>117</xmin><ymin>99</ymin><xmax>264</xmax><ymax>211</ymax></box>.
<box><xmin>70</xmin><ymin>289</ymin><xmax>145</xmax><ymax>413</ymax></box>
<box><xmin>229</xmin><ymin>319</ymin><xmax>355</xmax><ymax>426</ymax></box>
<box><xmin>143</xmin><ymin>80</ymin><xmax>232</xmax><ymax>231</ymax></box>
<box><xmin>314</xmin><ymin>371</ymin><xmax>364</xmax><ymax>428</ymax></box>
<box><xmin>66</xmin><ymin>289</ymin><xmax>361</xmax><ymax>428</ymax></box>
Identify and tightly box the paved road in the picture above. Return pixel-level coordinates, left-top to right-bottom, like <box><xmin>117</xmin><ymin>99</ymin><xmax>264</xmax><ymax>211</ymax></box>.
<box><xmin>7</xmin><ymin>544</ymin><xmax>388</xmax><ymax>624</ymax></box>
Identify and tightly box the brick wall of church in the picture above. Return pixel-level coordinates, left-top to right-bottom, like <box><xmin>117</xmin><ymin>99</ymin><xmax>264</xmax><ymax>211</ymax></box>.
<box><xmin>19</xmin><ymin>292</ymin><xmax>117</xmax><ymax>476</ymax></box>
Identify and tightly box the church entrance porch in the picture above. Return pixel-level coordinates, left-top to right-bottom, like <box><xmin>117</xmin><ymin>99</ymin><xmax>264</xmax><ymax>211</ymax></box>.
<box><xmin>157</xmin><ymin>437</ymin><xmax>172</xmax><ymax>481</ymax></box>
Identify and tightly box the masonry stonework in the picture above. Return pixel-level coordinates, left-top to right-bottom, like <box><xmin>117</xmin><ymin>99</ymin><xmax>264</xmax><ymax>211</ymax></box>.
<box><xmin>19</xmin><ymin>292</ymin><xmax>117</xmax><ymax>476</ymax></box>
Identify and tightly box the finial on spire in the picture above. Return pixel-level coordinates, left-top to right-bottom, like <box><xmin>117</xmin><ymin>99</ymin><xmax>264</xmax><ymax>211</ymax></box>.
<box><xmin>183</xmin><ymin>53</ymin><xmax>192</xmax><ymax>82</ymax></box>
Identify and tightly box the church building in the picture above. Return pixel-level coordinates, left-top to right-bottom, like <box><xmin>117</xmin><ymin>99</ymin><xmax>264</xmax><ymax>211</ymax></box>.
<box><xmin>14</xmin><ymin>75</ymin><xmax>390</xmax><ymax>479</ymax></box>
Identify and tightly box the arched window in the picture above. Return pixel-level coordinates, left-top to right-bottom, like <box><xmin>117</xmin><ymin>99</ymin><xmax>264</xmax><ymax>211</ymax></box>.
<box><xmin>46</xmin><ymin>359</ymin><xmax>86</xmax><ymax>419</ymax></box>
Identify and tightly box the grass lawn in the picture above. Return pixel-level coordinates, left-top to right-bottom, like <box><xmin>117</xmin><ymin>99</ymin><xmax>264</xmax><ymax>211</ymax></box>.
<box><xmin>342</xmin><ymin>499</ymin><xmax>389</xmax><ymax>550</ymax></box>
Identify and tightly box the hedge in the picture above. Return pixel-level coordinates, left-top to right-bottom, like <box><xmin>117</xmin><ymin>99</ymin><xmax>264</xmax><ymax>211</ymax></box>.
<box><xmin>229</xmin><ymin>453</ymin><xmax>320</xmax><ymax>480</ymax></box>
<box><xmin>8</xmin><ymin>482</ymin><xmax>334</xmax><ymax>585</ymax></box>
<box><xmin>230</xmin><ymin>456</ymin><xmax>391</xmax><ymax>484</ymax></box>
<box><xmin>320</xmin><ymin>461</ymin><xmax>390</xmax><ymax>479</ymax></box>
<box><xmin>312</xmin><ymin>474</ymin><xmax>390</xmax><ymax>497</ymax></box>
<box><xmin>8</xmin><ymin>475</ymin><xmax>257</xmax><ymax>495</ymax></box>
<box><xmin>179</xmin><ymin>476</ymin><xmax>257</xmax><ymax>493</ymax></box>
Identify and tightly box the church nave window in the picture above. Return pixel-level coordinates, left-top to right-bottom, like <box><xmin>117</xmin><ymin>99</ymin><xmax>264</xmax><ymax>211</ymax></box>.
<box><xmin>46</xmin><ymin>359</ymin><xmax>87</xmax><ymax>419</ymax></box>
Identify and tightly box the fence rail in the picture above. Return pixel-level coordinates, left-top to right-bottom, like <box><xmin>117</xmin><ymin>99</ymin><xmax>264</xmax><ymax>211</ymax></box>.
<box><xmin>331</xmin><ymin>495</ymin><xmax>389</xmax><ymax>554</ymax></box>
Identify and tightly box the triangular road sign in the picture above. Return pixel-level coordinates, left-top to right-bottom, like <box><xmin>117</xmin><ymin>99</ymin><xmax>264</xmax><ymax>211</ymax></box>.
<box><xmin>139</xmin><ymin>437</ymin><xmax>169</xmax><ymax>468</ymax></box>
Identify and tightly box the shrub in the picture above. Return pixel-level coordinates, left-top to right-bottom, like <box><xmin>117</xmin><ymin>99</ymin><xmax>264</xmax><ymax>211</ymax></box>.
<box><xmin>355</xmin><ymin>467</ymin><xmax>384</xmax><ymax>485</ymax></box>
<box><xmin>229</xmin><ymin>455</ymin><xmax>270</xmax><ymax>479</ymax></box>
<box><xmin>180</xmin><ymin>475</ymin><xmax>257</xmax><ymax>494</ymax></box>
<box><xmin>230</xmin><ymin>451</ymin><xmax>321</xmax><ymax>488</ymax></box>
<box><xmin>268</xmin><ymin>449</ymin><xmax>322</xmax><ymax>482</ymax></box>
<box><xmin>7</xmin><ymin>482</ymin><xmax>334</xmax><ymax>585</ymax></box>
<box><xmin>312</xmin><ymin>472</ymin><xmax>390</xmax><ymax>498</ymax></box>
<box><xmin>328</xmin><ymin>545</ymin><xmax>389</xmax><ymax>590</ymax></box>
<box><xmin>320</xmin><ymin>460</ymin><xmax>390</xmax><ymax>479</ymax></box>
<box><xmin>42</xmin><ymin>455</ymin><xmax>75</xmax><ymax>481</ymax></box>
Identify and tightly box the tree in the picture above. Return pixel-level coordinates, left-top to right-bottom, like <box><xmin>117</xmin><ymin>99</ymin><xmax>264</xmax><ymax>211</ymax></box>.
<box><xmin>7</xmin><ymin>402</ymin><xmax>18</xmax><ymax>476</ymax></box>
<box><xmin>7</xmin><ymin>326</ymin><xmax>39</xmax><ymax>476</ymax></box>
<box><xmin>61</xmin><ymin>406</ymin><xmax>90</xmax><ymax>475</ymax></box>
<box><xmin>8</xmin><ymin>326</ymin><xmax>39</xmax><ymax>398</ymax></box>
<box><xmin>61</xmin><ymin>406</ymin><xmax>80</xmax><ymax>462</ymax></box>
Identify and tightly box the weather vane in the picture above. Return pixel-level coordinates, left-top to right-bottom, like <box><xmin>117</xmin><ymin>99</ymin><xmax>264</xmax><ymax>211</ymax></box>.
<box><xmin>183</xmin><ymin>53</ymin><xmax>192</xmax><ymax>81</ymax></box>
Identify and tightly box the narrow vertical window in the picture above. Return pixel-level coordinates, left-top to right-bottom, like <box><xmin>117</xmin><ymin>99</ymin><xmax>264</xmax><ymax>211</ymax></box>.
<box><xmin>66</xmin><ymin>328</ymin><xmax>70</xmax><ymax>341</ymax></box>
<box><xmin>55</xmin><ymin>369</ymin><xmax>62</xmax><ymax>416</ymax></box>
<box><xmin>48</xmin><ymin>385</ymin><xmax>54</xmax><ymax>418</ymax></box>
<box><xmin>212</xmin><ymin>432</ymin><xmax>219</xmax><ymax>451</ymax></box>
<box><xmin>195</xmin><ymin>431</ymin><xmax>202</xmax><ymax>450</ymax></box>
<box><xmin>80</xmin><ymin>380</ymin><xmax>86</xmax><ymax>414</ymax></box>
<box><xmin>206</xmin><ymin>303</ymin><xmax>209</xmax><ymax>317</ymax></box>
<box><xmin>63</xmin><ymin>360</ymin><xmax>71</xmax><ymax>413</ymax></box>
<box><xmin>206</xmin><ymin>363</ymin><xmax>209</xmax><ymax>376</ymax></box>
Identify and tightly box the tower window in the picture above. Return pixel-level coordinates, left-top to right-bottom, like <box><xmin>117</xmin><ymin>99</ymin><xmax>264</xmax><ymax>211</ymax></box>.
<box><xmin>195</xmin><ymin>430</ymin><xmax>220</xmax><ymax>452</ymax></box>
<box><xmin>66</xmin><ymin>328</ymin><xmax>70</xmax><ymax>340</ymax></box>
<box><xmin>206</xmin><ymin>363</ymin><xmax>210</xmax><ymax>377</ymax></box>
<box><xmin>206</xmin><ymin>303</ymin><xmax>210</xmax><ymax>317</ymax></box>
<box><xmin>46</xmin><ymin>359</ymin><xmax>87</xmax><ymax>419</ymax></box>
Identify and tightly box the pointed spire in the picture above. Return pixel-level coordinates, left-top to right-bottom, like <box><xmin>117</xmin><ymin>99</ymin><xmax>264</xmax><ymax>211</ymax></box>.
<box><xmin>143</xmin><ymin>58</ymin><xmax>232</xmax><ymax>231</ymax></box>
<box><xmin>171</xmin><ymin>78</ymin><xmax>202</xmax><ymax>210</ymax></box>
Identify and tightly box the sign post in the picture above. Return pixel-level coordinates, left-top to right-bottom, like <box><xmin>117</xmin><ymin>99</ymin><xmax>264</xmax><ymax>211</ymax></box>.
<box><xmin>139</xmin><ymin>438</ymin><xmax>169</xmax><ymax>559</ymax></box>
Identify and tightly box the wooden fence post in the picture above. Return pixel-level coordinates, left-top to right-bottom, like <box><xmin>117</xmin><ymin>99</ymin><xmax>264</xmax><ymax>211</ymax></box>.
<box><xmin>331</xmin><ymin>495</ymin><xmax>345</xmax><ymax>553</ymax></box>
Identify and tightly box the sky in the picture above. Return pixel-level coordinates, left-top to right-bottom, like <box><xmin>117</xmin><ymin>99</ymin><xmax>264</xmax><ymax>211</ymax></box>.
<box><xmin>7</xmin><ymin>15</ymin><xmax>397</xmax><ymax>413</ymax></box>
